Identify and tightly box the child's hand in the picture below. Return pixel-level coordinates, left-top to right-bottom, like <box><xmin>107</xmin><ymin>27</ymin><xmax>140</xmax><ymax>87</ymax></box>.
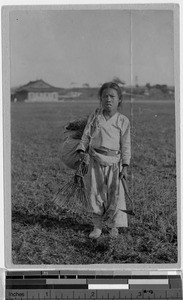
<box><xmin>77</xmin><ymin>150</ymin><xmax>85</xmax><ymax>162</ymax></box>
<box><xmin>119</xmin><ymin>166</ymin><xmax>128</xmax><ymax>181</ymax></box>
<box><xmin>77</xmin><ymin>151</ymin><xmax>89</xmax><ymax>175</ymax></box>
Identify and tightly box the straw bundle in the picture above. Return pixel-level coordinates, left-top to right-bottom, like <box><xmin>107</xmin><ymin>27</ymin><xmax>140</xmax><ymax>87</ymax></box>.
<box><xmin>52</xmin><ymin>161</ymin><xmax>92</xmax><ymax>214</ymax></box>
<box><xmin>65</xmin><ymin>117</ymin><xmax>88</xmax><ymax>139</ymax></box>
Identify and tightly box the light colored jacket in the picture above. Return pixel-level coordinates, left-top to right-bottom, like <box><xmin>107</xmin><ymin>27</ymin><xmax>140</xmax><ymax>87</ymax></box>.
<box><xmin>76</xmin><ymin>109</ymin><xmax>131</xmax><ymax>166</ymax></box>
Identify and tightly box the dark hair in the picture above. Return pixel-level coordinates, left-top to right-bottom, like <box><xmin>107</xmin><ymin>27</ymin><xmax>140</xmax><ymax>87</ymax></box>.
<box><xmin>98</xmin><ymin>82</ymin><xmax>123</xmax><ymax>103</ymax></box>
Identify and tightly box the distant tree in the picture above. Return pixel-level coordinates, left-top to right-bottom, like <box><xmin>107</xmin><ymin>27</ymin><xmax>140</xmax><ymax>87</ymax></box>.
<box><xmin>154</xmin><ymin>84</ymin><xmax>168</xmax><ymax>94</ymax></box>
<box><xmin>161</xmin><ymin>84</ymin><xmax>168</xmax><ymax>94</ymax></box>
<box><xmin>145</xmin><ymin>83</ymin><xmax>151</xmax><ymax>90</ymax></box>
<box><xmin>155</xmin><ymin>84</ymin><xmax>161</xmax><ymax>90</ymax></box>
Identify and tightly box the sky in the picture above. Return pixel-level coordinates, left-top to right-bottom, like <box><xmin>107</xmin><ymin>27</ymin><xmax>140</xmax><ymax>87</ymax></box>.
<box><xmin>10</xmin><ymin>8</ymin><xmax>174</xmax><ymax>88</ymax></box>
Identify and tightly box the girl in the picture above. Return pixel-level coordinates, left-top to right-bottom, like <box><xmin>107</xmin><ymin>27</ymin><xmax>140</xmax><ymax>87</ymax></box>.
<box><xmin>76</xmin><ymin>82</ymin><xmax>131</xmax><ymax>239</ymax></box>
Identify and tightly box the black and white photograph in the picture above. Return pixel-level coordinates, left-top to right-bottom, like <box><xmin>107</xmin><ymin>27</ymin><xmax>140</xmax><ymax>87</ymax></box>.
<box><xmin>4</xmin><ymin>4</ymin><xmax>180</xmax><ymax>266</ymax></box>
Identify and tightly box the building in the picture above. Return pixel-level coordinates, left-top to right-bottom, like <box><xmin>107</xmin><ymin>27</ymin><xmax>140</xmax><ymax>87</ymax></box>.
<box><xmin>11</xmin><ymin>80</ymin><xmax>62</xmax><ymax>102</ymax></box>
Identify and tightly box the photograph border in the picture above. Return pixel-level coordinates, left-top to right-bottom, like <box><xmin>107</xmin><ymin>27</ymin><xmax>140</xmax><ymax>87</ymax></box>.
<box><xmin>2</xmin><ymin>3</ymin><xmax>181</xmax><ymax>270</ymax></box>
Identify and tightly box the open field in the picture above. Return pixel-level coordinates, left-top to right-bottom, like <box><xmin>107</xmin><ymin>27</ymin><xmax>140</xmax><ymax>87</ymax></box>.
<box><xmin>11</xmin><ymin>100</ymin><xmax>177</xmax><ymax>264</ymax></box>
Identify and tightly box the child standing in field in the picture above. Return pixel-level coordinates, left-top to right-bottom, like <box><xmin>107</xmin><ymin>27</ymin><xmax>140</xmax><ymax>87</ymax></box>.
<box><xmin>76</xmin><ymin>82</ymin><xmax>131</xmax><ymax>239</ymax></box>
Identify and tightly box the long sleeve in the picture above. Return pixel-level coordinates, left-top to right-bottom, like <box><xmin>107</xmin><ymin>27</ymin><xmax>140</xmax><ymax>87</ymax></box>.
<box><xmin>76</xmin><ymin>111</ymin><xmax>97</xmax><ymax>152</ymax></box>
<box><xmin>120</xmin><ymin>118</ymin><xmax>131</xmax><ymax>165</ymax></box>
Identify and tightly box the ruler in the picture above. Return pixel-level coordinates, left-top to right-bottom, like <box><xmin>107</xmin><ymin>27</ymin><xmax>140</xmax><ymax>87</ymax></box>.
<box><xmin>6</xmin><ymin>271</ymin><xmax>183</xmax><ymax>300</ymax></box>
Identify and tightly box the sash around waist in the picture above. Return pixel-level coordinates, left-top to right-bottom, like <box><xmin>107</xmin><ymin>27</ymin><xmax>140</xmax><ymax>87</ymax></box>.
<box><xmin>94</xmin><ymin>148</ymin><xmax>121</xmax><ymax>157</ymax></box>
<box><xmin>89</xmin><ymin>147</ymin><xmax>121</xmax><ymax>166</ymax></box>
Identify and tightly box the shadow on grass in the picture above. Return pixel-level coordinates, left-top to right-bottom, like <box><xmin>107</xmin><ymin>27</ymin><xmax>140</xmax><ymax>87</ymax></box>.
<box><xmin>12</xmin><ymin>210</ymin><xmax>92</xmax><ymax>233</ymax></box>
<box><xmin>71</xmin><ymin>234</ymin><xmax>111</xmax><ymax>251</ymax></box>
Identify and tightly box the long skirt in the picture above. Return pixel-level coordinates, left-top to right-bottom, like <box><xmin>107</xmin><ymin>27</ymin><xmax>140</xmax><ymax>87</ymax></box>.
<box><xmin>85</xmin><ymin>157</ymin><xmax>128</xmax><ymax>228</ymax></box>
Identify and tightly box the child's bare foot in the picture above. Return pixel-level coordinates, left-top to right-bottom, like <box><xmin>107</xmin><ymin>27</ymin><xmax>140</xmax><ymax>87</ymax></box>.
<box><xmin>89</xmin><ymin>228</ymin><xmax>102</xmax><ymax>239</ymax></box>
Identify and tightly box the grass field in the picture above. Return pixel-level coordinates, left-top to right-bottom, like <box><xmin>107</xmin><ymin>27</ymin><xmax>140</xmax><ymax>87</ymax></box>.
<box><xmin>11</xmin><ymin>100</ymin><xmax>177</xmax><ymax>264</ymax></box>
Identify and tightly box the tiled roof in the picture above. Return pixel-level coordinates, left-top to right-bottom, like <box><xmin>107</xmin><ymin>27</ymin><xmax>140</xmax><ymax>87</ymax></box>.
<box><xmin>16</xmin><ymin>80</ymin><xmax>62</xmax><ymax>92</ymax></box>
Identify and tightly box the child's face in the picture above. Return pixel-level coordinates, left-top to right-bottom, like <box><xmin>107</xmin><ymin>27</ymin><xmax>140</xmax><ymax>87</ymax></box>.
<box><xmin>101</xmin><ymin>88</ymin><xmax>120</xmax><ymax>113</ymax></box>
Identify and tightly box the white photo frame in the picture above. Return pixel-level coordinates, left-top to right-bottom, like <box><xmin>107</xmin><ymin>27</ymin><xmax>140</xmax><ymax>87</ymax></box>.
<box><xmin>2</xmin><ymin>3</ymin><xmax>181</xmax><ymax>271</ymax></box>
